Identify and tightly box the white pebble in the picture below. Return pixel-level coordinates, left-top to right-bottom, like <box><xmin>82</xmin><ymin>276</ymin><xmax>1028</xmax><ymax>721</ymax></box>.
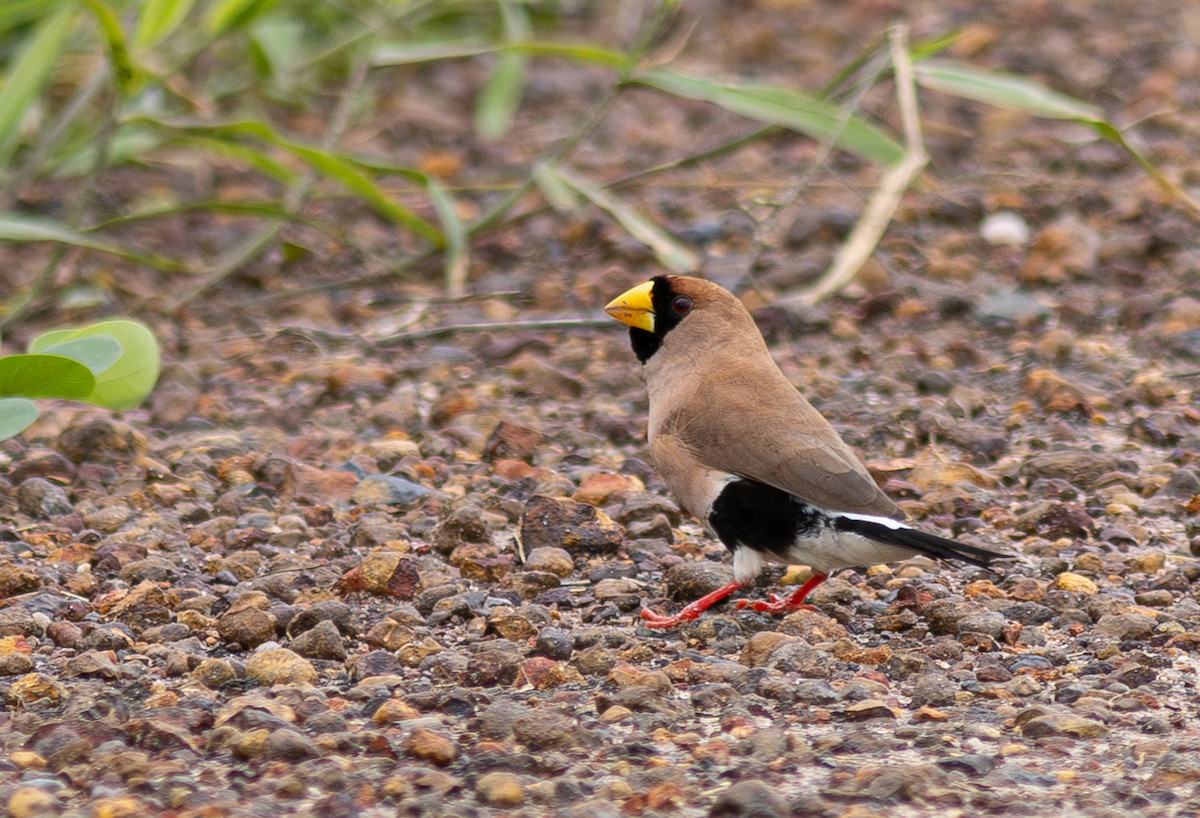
<box><xmin>980</xmin><ymin>211</ymin><xmax>1030</xmax><ymax>246</ymax></box>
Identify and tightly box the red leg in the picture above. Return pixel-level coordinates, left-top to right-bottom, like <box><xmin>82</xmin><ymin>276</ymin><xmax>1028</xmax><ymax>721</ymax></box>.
<box><xmin>735</xmin><ymin>573</ymin><xmax>828</xmax><ymax>614</ymax></box>
<box><xmin>640</xmin><ymin>579</ymin><xmax>745</xmax><ymax>629</ymax></box>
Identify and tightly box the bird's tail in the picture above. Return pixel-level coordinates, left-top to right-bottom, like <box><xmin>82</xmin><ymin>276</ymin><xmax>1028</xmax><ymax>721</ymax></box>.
<box><xmin>833</xmin><ymin>516</ymin><xmax>1005</xmax><ymax>569</ymax></box>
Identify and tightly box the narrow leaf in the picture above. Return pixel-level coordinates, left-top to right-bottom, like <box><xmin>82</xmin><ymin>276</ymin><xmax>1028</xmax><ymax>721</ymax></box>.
<box><xmin>0</xmin><ymin>214</ymin><xmax>189</xmax><ymax>271</ymax></box>
<box><xmin>81</xmin><ymin>0</ymin><xmax>137</xmax><ymax>93</ymax></box>
<box><xmin>0</xmin><ymin>1</ymin><xmax>60</xmax><ymax>36</ymax></box>
<box><xmin>427</xmin><ymin>179</ymin><xmax>469</xmax><ymax>297</ymax></box>
<box><xmin>546</xmin><ymin>164</ymin><xmax>697</xmax><ymax>274</ymax></box>
<box><xmin>133</xmin><ymin>117</ymin><xmax>443</xmax><ymax>243</ymax></box>
<box><xmin>371</xmin><ymin>40</ymin><xmax>627</xmax><ymax>70</ymax></box>
<box><xmin>36</xmin><ymin>335</ymin><xmax>123</xmax><ymax>375</ymax></box>
<box><xmin>475</xmin><ymin>53</ymin><xmax>526</xmax><ymax>140</ymax></box>
<box><xmin>133</xmin><ymin>0</ymin><xmax>197</xmax><ymax>48</ymax></box>
<box><xmin>532</xmin><ymin>161</ymin><xmax>581</xmax><ymax>210</ymax></box>
<box><xmin>0</xmin><ymin>397</ymin><xmax>39</xmax><ymax>441</ymax></box>
<box><xmin>370</xmin><ymin>40</ymin><xmax>492</xmax><ymax>66</ymax></box>
<box><xmin>633</xmin><ymin>68</ymin><xmax>906</xmax><ymax>167</ymax></box>
<box><xmin>914</xmin><ymin>59</ymin><xmax>1103</xmax><ymax>121</ymax></box>
<box><xmin>0</xmin><ymin>354</ymin><xmax>95</xmax><ymax>399</ymax></box>
<box><xmin>205</xmin><ymin>0</ymin><xmax>278</xmax><ymax>37</ymax></box>
<box><xmin>0</xmin><ymin>5</ymin><xmax>75</xmax><ymax>169</ymax></box>
<box><xmin>474</xmin><ymin>0</ymin><xmax>531</xmax><ymax>140</ymax></box>
<box><xmin>30</xmin><ymin>320</ymin><xmax>160</xmax><ymax>409</ymax></box>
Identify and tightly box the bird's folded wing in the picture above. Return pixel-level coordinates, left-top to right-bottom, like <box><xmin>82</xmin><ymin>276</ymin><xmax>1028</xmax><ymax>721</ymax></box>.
<box><xmin>663</xmin><ymin>377</ymin><xmax>901</xmax><ymax>517</ymax></box>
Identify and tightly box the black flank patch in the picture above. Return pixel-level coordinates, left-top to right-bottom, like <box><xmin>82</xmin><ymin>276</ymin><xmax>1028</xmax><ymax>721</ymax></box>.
<box><xmin>709</xmin><ymin>478</ymin><xmax>825</xmax><ymax>554</ymax></box>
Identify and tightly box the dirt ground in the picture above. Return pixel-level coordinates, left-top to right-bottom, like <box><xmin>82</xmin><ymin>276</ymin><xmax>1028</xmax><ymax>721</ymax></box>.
<box><xmin>3</xmin><ymin>1</ymin><xmax>1200</xmax><ymax>816</ymax></box>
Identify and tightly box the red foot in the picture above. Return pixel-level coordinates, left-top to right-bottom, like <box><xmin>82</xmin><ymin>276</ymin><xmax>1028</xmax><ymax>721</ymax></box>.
<box><xmin>736</xmin><ymin>573</ymin><xmax>829</xmax><ymax>616</ymax></box>
<box><xmin>639</xmin><ymin>607</ymin><xmax>693</xmax><ymax>629</ymax></box>
<box><xmin>736</xmin><ymin>597</ymin><xmax>817</xmax><ymax>614</ymax></box>
<box><xmin>637</xmin><ymin>574</ymin><xmax>830</xmax><ymax>628</ymax></box>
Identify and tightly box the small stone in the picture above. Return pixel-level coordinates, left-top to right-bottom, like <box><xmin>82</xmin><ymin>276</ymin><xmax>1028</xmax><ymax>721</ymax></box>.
<box><xmin>191</xmin><ymin>658</ymin><xmax>237</xmax><ymax>688</ymax></box>
<box><xmin>1020</xmin><ymin>713</ymin><xmax>1107</xmax><ymax>739</ymax></box>
<box><xmin>16</xmin><ymin>478</ymin><xmax>73</xmax><ymax>518</ymax></box>
<box><xmin>740</xmin><ymin>632</ymin><xmax>799</xmax><ymax>668</ymax></box>
<box><xmin>843</xmin><ymin>699</ymin><xmax>898</xmax><ymax>721</ymax></box>
<box><xmin>910</xmin><ymin>672</ymin><xmax>957</xmax><ymax>707</ymax></box>
<box><xmin>58</xmin><ymin>417</ymin><xmax>148</xmax><ymax>463</ymax></box>
<box><xmin>664</xmin><ymin>561</ymin><xmax>734</xmax><ymax>601</ymax></box>
<box><xmin>405</xmin><ymin>728</ymin><xmax>458</xmax><ymax>765</ymax></box>
<box><xmin>217</xmin><ymin>607</ymin><xmax>278</xmax><ymax>649</ymax></box>
<box><xmin>1053</xmin><ymin>572</ymin><xmax>1098</xmax><ymax>595</ymax></box>
<box><xmin>709</xmin><ymin>780</ymin><xmax>789</xmax><ymax>818</ymax></box>
<box><xmin>5</xmin><ymin>673</ymin><xmax>67</xmax><ymax>707</ymax></box>
<box><xmin>483</xmin><ymin>420</ymin><xmax>542</xmax><ymax>462</ymax></box>
<box><xmin>533</xmin><ymin>627</ymin><xmax>573</xmax><ymax>661</ymax></box>
<box><xmin>351</xmin><ymin>474</ymin><xmax>432</xmax><ymax>505</ymax></box>
<box><xmin>980</xmin><ymin>210</ymin><xmax>1029</xmax><ymax>246</ymax></box>
<box><xmin>372</xmin><ymin>698</ymin><xmax>422</xmax><ymax>724</ymax></box>
<box><xmin>476</xmin><ymin>771</ymin><xmax>525</xmax><ymax>806</ymax></box>
<box><xmin>512</xmin><ymin>709</ymin><xmax>577</xmax><ymax>749</ymax></box>
<box><xmin>290</xmin><ymin>619</ymin><xmax>347</xmax><ymax>661</ymax></box>
<box><xmin>7</xmin><ymin>784</ymin><xmax>62</xmax><ymax>818</ymax></box>
<box><xmin>262</xmin><ymin>727</ymin><xmax>323</xmax><ymax>762</ymax></box>
<box><xmin>1095</xmin><ymin>613</ymin><xmax>1156</xmax><ymax>640</ymax></box>
<box><xmin>519</xmin><ymin>495</ymin><xmax>623</xmax><ymax>555</ymax></box>
<box><xmin>245</xmin><ymin>648</ymin><xmax>317</xmax><ymax>685</ymax></box>
<box><xmin>524</xmin><ymin>547</ymin><xmax>574</xmax><ymax>577</ymax></box>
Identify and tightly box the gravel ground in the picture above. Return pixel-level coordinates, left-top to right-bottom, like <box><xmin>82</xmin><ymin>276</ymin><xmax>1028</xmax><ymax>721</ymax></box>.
<box><xmin>4</xmin><ymin>1</ymin><xmax>1200</xmax><ymax>817</ymax></box>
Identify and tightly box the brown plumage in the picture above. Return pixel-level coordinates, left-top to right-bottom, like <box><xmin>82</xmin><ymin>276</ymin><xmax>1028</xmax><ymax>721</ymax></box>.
<box><xmin>605</xmin><ymin>275</ymin><xmax>1005</xmax><ymax>628</ymax></box>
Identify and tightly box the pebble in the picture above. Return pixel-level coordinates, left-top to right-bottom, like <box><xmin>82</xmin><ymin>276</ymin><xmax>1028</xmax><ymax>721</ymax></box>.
<box><xmin>7</xmin><ymin>785</ymin><xmax>62</xmax><ymax>818</ymax></box>
<box><xmin>475</xmin><ymin>771</ymin><xmax>525</xmax><ymax>806</ymax></box>
<box><xmin>980</xmin><ymin>210</ymin><xmax>1030</xmax><ymax>246</ymax></box>
<box><xmin>709</xmin><ymin>780</ymin><xmax>789</xmax><ymax>817</ymax></box>
<box><xmin>524</xmin><ymin>546</ymin><xmax>575</xmax><ymax>577</ymax></box>
<box><xmin>290</xmin><ymin>619</ymin><xmax>347</xmax><ymax>661</ymax></box>
<box><xmin>405</xmin><ymin>728</ymin><xmax>458</xmax><ymax>765</ymax></box>
<box><xmin>245</xmin><ymin>648</ymin><xmax>318</xmax><ymax>685</ymax></box>
<box><xmin>519</xmin><ymin>495</ymin><xmax>623</xmax><ymax>555</ymax></box>
<box><xmin>16</xmin><ymin>478</ymin><xmax>73</xmax><ymax>518</ymax></box>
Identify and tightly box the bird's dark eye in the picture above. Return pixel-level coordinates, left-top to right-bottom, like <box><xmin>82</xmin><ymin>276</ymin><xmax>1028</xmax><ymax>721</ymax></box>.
<box><xmin>670</xmin><ymin>295</ymin><xmax>693</xmax><ymax>316</ymax></box>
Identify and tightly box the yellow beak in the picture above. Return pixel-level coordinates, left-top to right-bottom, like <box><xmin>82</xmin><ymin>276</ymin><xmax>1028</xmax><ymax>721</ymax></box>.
<box><xmin>604</xmin><ymin>281</ymin><xmax>656</xmax><ymax>332</ymax></box>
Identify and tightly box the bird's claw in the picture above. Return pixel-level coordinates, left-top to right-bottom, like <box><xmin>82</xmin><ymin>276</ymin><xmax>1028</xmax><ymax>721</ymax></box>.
<box><xmin>639</xmin><ymin>607</ymin><xmax>686</xmax><ymax>629</ymax></box>
<box><xmin>738</xmin><ymin>598</ymin><xmax>817</xmax><ymax>615</ymax></box>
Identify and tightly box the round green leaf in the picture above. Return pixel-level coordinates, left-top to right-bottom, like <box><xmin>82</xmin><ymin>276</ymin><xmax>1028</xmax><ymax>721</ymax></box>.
<box><xmin>30</xmin><ymin>319</ymin><xmax>159</xmax><ymax>409</ymax></box>
<box><xmin>0</xmin><ymin>397</ymin><xmax>39</xmax><ymax>441</ymax></box>
<box><xmin>0</xmin><ymin>353</ymin><xmax>95</xmax><ymax>398</ymax></box>
<box><xmin>35</xmin><ymin>335</ymin><xmax>123</xmax><ymax>374</ymax></box>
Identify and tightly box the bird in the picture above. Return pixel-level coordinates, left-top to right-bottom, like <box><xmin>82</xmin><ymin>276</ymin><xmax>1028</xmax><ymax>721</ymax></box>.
<box><xmin>604</xmin><ymin>275</ymin><xmax>1005</xmax><ymax>629</ymax></box>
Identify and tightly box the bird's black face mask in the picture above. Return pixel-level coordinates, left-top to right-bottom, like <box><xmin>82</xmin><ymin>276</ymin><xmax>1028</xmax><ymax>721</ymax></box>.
<box><xmin>631</xmin><ymin>276</ymin><xmax>693</xmax><ymax>364</ymax></box>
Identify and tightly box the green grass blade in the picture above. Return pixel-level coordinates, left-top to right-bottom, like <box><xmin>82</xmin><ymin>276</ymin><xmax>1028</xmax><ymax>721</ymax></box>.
<box><xmin>0</xmin><ymin>0</ymin><xmax>62</xmax><ymax>36</ymax></box>
<box><xmin>633</xmin><ymin>68</ymin><xmax>906</xmax><ymax>167</ymax></box>
<box><xmin>0</xmin><ymin>214</ymin><xmax>190</xmax><ymax>271</ymax></box>
<box><xmin>0</xmin><ymin>4</ymin><xmax>76</xmax><ymax>170</ymax></box>
<box><xmin>427</xmin><ymin>179</ymin><xmax>469</xmax><ymax>296</ymax></box>
<box><xmin>0</xmin><ymin>397</ymin><xmax>39</xmax><ymax>442</ymax></box>
<box><xmin>170</xmin><ymin>135</ymin><xmax>301</xmax><ymax>183</ymax></box>
<box><xmin>545</xmin><ymin>163</ymin><xmax>697</xmax><ymax>274</ymax></box>
<box><xmin>370</xmin><ymin>40</ymin><xmax>493</xmax><ymax>66</ymax></box>
<box><xmin>204</xmin><ymin>0</ymin><xmax>279</xmax><ymax>37</ymax></box>
<box><xmin>913</xmin><ymin>59</ymin><xmax>1103</xmax><ymax>121</ymax></box>
<box><xmin>370</xmin><ymin>40</ymin><xmax>627</xmax><ymax>69</ymax></box>
<box><xmin>0</xmin><ymin>354</ymin><xmax>95</xmax><ymax>399</ymax></box>
<box><xmin>134</xmin><ymin>0</ymin><xmax>197</xmax><ymax>48</ymax></box>
<box><xmin>81</xmin><ymin>0</ymin><xmax>137</xmax><ymax>93</ymax></box>
<box><xmin>474</xmin><ymin>0</ymin><xmax>531</xmax><ymax>140</ymax></box>
<box><xmin>134</xmin><ymin>117</ymin><xmax>443</xmax><ymax>243</ymax></box>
